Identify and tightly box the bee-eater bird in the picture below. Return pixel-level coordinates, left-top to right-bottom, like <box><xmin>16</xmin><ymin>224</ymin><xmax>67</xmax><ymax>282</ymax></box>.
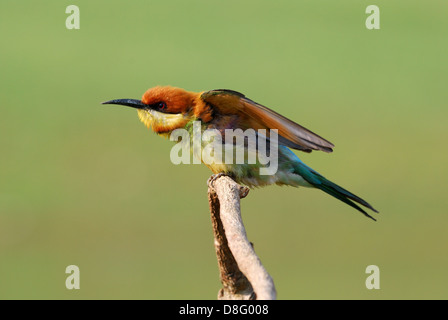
<box><xmin>103</xmin><ymin>86</ymin><xmax>378</xmax><ymax>220</ymax></box>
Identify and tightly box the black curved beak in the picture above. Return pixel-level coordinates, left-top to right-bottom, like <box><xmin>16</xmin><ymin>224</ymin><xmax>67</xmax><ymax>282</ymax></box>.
<box><xmin>102</xmin><ymin>99</ymin><xmax>147</xmax><ymax>109</ymax></box>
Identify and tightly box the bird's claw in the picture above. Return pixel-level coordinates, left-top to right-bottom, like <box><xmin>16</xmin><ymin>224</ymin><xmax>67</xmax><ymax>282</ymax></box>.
<box><xmin>207</xmin><ymin>173</ymin><xmax>250</xmax><ymax>199</ymax></box>
<box><xmin>207</xmin><ymin>173</ymin><xmax>227</xmax><ymax>190</ymax></box>
<box><xmin>238</xmin><ymin>185</ymin><xmax>250</xmax><ymax>199</ymax></box>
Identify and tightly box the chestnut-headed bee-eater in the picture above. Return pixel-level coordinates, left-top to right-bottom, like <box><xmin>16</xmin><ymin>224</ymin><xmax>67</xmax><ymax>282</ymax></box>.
<box><xmin>103</xmin><ymin>86</ymin><xmax>378</xmax><ymax>220</ymax></box>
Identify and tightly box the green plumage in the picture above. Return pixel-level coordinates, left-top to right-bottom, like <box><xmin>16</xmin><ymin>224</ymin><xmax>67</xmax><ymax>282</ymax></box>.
<box><xmin>292</xmin><ymin>161</ymin><xmax>379</xmax><ymax>221</ymax></box>
<box><xmin>184</xmin><ymin>119</ymin><xmax>378</xmax><ymax>220</ymax></box>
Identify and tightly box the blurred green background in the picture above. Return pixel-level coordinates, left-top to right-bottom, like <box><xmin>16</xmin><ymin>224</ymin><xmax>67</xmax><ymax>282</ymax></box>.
<box><xmin>1</xmin><ymin>0</ymin><xmax>447</xmax><ymax>299</ymax></box>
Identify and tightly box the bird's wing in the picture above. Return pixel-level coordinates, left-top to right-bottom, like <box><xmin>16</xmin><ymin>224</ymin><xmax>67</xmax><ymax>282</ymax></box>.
<box><xmin>200</xmin><ymin>89</ymin><xmax>334</xmax><ymax>153</ymax></box>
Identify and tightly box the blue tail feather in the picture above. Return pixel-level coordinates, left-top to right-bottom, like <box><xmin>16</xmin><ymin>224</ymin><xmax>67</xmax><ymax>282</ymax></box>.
<box><xmin>293</xmin><ymin>162</ymin><xmax>379</xmax><ymax>221</ymax></box>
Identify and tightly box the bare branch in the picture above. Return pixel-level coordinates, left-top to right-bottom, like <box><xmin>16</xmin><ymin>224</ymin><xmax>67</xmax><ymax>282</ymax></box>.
<box><xmin>208</xmin><ymin>175</ymin><xmax>277</xmax><ymax>300</ymax></box>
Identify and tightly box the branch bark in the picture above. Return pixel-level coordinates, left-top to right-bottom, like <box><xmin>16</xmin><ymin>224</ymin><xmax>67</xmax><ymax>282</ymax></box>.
<box><xmin>208</xmin><ymin>175</ymin><xmax>277</xmax><ymax>300</ymax></box>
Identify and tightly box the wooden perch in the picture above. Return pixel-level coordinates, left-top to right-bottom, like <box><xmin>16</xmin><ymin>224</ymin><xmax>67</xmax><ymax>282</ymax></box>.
<box><xmin>207</xmin><ymin>175</ymin><xmax>277</xmax><ymax>300</ymax></box>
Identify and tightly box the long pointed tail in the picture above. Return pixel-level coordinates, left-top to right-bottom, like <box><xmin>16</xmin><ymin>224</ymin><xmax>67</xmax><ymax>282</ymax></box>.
<box><xmin>294</xmin><ymin>163</ymin><xmax>379</xmax><ymax>221</ymax></box>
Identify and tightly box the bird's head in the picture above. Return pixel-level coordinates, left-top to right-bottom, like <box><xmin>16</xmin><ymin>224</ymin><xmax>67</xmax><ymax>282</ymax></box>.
<box><xmin>103</xmin><ymin>86</ymin><xmax>199</xmax><ymax>134</ymax></box>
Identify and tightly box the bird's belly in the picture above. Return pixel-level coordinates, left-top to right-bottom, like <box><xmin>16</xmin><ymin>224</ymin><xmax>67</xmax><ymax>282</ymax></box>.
<box><xmin>190</xmin><ymin>133</ymin><xmax>312</xmax><ymax>188</ymax></box>
<box><xmin>201</xmin><ymin>153</ymin><xmax>311</xmax><ymax>189</ymax></box>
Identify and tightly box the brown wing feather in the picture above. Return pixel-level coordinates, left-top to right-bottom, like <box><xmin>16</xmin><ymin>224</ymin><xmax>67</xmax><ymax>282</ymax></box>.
<box><xmin>200</xmin><ymin>89</ymin><xmax>334</xmax><ymax>153</ymax></box>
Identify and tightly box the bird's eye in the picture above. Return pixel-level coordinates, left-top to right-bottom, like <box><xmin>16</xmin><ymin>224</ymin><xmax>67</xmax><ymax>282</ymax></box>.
<box><xmin>157</xmin><ymin>102</ymin><xmax>167</xmax><ymax>110</ymax></box>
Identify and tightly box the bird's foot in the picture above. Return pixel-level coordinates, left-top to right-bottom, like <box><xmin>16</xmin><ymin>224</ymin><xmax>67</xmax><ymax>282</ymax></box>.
<box><xmin>207</xmin><ymin>173</ymin><xmax>228</xmax><ymax>190</ymax></box>
<box><xmin>238</xmin><ymin>185</ymin><xmax>250</xmax><ymax>199</ymax></box>
<box><xmin>207</xmin><ymin>173</ymin><xmax>250</xmax><ymax>199</ymax></box>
